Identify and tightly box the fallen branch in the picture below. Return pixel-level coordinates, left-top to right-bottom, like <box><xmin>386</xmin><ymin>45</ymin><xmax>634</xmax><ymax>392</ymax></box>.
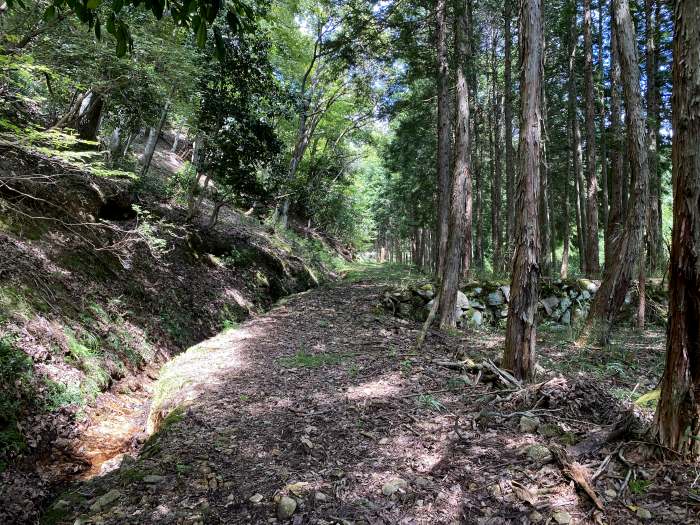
<box><xmin>551</xmin><ymin>445</ymin><xmax>604</xmax><ymax>510</ymax></box>
<box><xmin>484</xmin><ymin>359</ymin><xmax>521</xmax><ymax>388</ymax></box>
<box><xmin>414</xmin><ymin>291</ymin><xmax>440</xmax><ymax>351</ymax></box>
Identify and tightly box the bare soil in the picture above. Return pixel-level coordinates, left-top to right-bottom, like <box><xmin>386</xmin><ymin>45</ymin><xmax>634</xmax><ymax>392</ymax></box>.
<box><xmin>45</xmin><ymin>273</ymin><xmax>699</xmax><ymax>524</ymax></box>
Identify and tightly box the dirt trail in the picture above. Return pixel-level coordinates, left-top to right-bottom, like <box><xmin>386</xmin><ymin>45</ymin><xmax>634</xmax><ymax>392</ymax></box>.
<box><xmin>49</xmin><ymin>274</ymin><xmax>698</xmax><ymax>524</ymax></box>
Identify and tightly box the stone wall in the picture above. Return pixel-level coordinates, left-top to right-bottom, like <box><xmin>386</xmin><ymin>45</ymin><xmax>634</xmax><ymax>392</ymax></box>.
<box><xmin>380</xmin><ymin>278</ymin><xmax>668</xmax><ymax>328</ymax></box>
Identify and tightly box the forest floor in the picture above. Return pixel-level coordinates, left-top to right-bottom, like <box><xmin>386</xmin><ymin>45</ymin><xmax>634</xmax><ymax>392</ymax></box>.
<box><xmin>44</xmin><ymin>264</ymin><xmax>699</xmax><ymax>525</ymax></box>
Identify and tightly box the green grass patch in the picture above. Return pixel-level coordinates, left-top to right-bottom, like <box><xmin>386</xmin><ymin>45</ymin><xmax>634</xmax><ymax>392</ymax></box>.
<box><xmin>0</xmin><ymin>336</ymin><xmax>32</xmax><ymax>469</ymax></box>
<box><xmin>629</xmin><ymin>479</ymin><xmax>653</xmax><ymax>495</ymax></box>
<box><xmin>65</xmin><ymin>329</ymin><xmax>110</xmax><ymax>401</ymax></box>
<box><xmin>0</xmin><ymin>285</ymin><xmax>35</xmax><ymax>322</ymax></box>
<box><xmin>417</xmin><ymin>394</ymin><xmax>446</xmax><ymax>412</ymax></box>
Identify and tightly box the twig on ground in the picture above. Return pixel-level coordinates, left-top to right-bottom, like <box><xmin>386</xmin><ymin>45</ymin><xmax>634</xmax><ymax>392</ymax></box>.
<box><xmin>551</xmin><ymin>445</ymin><xmax>605</xmax><ymax>510</ymax></box>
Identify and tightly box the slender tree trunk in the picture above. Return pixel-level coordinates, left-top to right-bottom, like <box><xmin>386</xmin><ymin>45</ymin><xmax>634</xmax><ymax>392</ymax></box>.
<box><xmin>436</xmin><ymin>0</ymin><xmax>452</xmax><ymax>280</ymax></box>
<box><xmin>598</xmin><ymin>0</ymin><xmax>609</xmax><ymax>258</ymax></box>
<box><xmin>654</xmin><ymin>0</ymin><xmax>663</xmax><ymax>267</ymax></box>
<box><xmin>206</xmin><ymin>200</ymin><xmax>225</xmax><ymax>230</ymax></box>
<box><xmin>568</xmin><ymin>7</ymin><xmax>588</xmax><ymax>273</ymax></box>
<box><xmin>561</xmin><ymin>149</ymin><xmax>572</xmax><ymax>278</ymax></box>
<box><xmin>583</xmin><ymin>0</ymin><xmax>600</xmax><ymax>275</ymax></box>
<box><xmin>186</xmin><ymin>135</ymin><xmax>203</xmax><ymax>221</ymax></box>
<box><xmin>540</xmin><ymin>79</ymin><xmax>553</xmax><ymax>276</ymax></box>
<box><xmin>504</xmin><ymin>0</ymin><xmax>516</xmax><ymax>250</ymax></box>
<box><xmin>491</xmin><ymin>30</ymin><xmax>503</xmax><ymax>274</ymax></box>
<box><xmin>644</xmin><ymin>0</ymin><xmax>661</xmax><ymax>274</ymax></box>
<box><xmin>586</xmin><ymin>0</ymin><xmax>649</xmax><ymax>343</ymax></box>
<box><xmin>140</xmin><ymin>96</ymin><xmax>171</xmax><ymax>178</ymax></box>
<box><xmin>654</xmin><ymin>0</ymin><xmax>700</xmax><ymax>457</ymax></box>
<box><xmin>439</xmin><ymin>0</ymin><xmax>472</xmax><ymax>328</ymax></box>
<box><xmin>503</xmin><ymin>0</ymin><xmax>543</xmax><ymax>382</ymax></box>
<box><xmin>475</xmin><ymin>106</ymin><xmax>485</xmax><ymax>271</ymax></box>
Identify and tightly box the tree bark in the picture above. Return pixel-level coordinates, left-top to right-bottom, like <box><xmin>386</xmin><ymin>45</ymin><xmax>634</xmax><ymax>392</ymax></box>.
<box><xmin>475</xmin><ymin>105</ymin><xmax>485</xmax><ymax>271</ymax></box>
<box><xmin>583</xmin><ymin>0</ymin><xmax>600</xmax><ymax>275</ymax></box>
<box><xmin>504</xmin><ymin>0</ymin><xmax>516</xmax><ymax>250</ymax></box>
<box><xmin>140</xmin><ymin>97</ymin><xmax>170</xmax><ymax>179</ymax></box>
<box><xmin>586</xmin><ymin>0</ymin><xmax>649</xmax><ymax>343</ymax></box>
<box><xmin>491</xmin><ymin>29</ymin><xmax>503</xmax><ymax>274</ymax></box>
<box><xmin>503</xmin><ymin>0</ymin><xmax>543</xmax><ymax>382</ymax></box>
<box><xmin>606</xmin><ymin>6</ymin><xmax>624</xmax><ymax>270</ymax></box>
<box><xmin>540</xmin><ymin>78</ymin><xmax>553</xmax><ymax>276</ymax></box>
<box><xmin>654</xmin><ymin>0</ymin><xmax>700</xmax><ymax>457</ymax></box>
<box><xmin>561</xmin><ymin>147</ymin><xmax>572</xmax><ymax>278</ymax></box>
<box><xmin>439</xmin><ymin>0</ymin><xmax>472</xmax><ymax>328</ymax></box>
<box><xmin>644</xmin><ymin>0</ymin><xmax>661</xmax><ymax>274</ymax></box>
<box><xmin>598</xmin><ymin>0</ymin><xmax>609</xmax><ymax>258</ymax></box>
<box><xmin>436</xmin><ymin>0</ymin><xmax>452</xmax><ymax>280</ymax></box>
<box><xmin>568</xmin><ymin>7</ymin><xmax>588</xmax><ymax>273</ymax></box>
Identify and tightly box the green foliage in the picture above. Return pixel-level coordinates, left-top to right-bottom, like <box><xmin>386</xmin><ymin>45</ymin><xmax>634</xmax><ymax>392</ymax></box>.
<box><xmin>195</xmin><ymin>20</ymin><xmax>285</xmax><ymax>209</ymax></box>
<box><xmin>219</xmin><ymin>305</ymin><xmax>242</xmax><ymax>332</ymax></box>
<box><xmin>629</xmin><ymin>479</ymin><xmax>653</xmax><ymax>495</ymax></box>
<box><xmin>417</xmin><ymin>394</ymin><xmax>446</xmax><ymax>412</ymax></box>
<box><xmin>4</xmin><ymin>0</ymin><xmax>256</xmax><ymax>56</ymax></box>
<box><xmin>0</xmin><ymin>336</ymin><xmax>33</xmax><ymax>469</ymax></box>
<box><xmin>44</xmin><ymin>380</ymin><xmax>84</xmax><ymax>410</ymax></box>
<box><xmin>65</xmin><ymin>328</ymin><xmax>110</xmax><ymax>401</ymax></box>
<box><xmin>278</xmin><ymin>350</ymin><xmax>345</xmax><ymax>368</ymax></box>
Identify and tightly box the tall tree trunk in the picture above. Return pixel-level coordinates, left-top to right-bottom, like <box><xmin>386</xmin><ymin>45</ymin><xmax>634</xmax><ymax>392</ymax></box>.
<box><xmin>491</xmin><ymin>30</ymin><xmax>503</xmax><ymax>274</ymax></box>
<box><xmin>644</xmin><ymin>0</ymin><xmax>661</xmax><ymax>274</ymax></box>
<box><xmin>540</xmin><ymin>78</ymin><xmax>553</xmax><ymax>276</ymax></box>
<box><xmin>568</xmin><ymin>6</ymin><xmax>588</xmax><ymax>273</ymax></box>
<box><xmin>583</xmin><ymin>0</ymin><xmax>600</xmax><ymax>275</ymax></box>
<box><xmin>561</xmin><ymin>148</ymin><xmax>572</xmax><ymax>278</ymax></box>
<box><xmin>606</xmin><ymin>6</ymin><xmax>624</xmax><ymax>270</ymax></box>
<box><xmin>475</xmin><ymin>106</ymin><xmax>485</xmax><ymax>271</ymax></box>
<box><xmin>504</xmin><ymin>0</ymin><xmax>516</xmax><ymax>250</ymax></box>
<box><xmin>586</xmin><ymin>0</ymin><xmax>649</xmax><ymax>343</ymax></box>
<box><xmin>140</xmin><ymin>97</ymin><xmax>171</xmax><ymax>178</ymax></box>
<box><xmin>598</xmin><ymin>0</ymin><xmax>609</xmax><ymax>258</ymax></box>
<box><xmin>439</xmin><ymin>0</ymin><xmax>472</xmax><ymax>328</ymax></box>
<box><xmin>436</xmin><ymin>0</ymin><xmax>452</xmax><ymax>280</ymax></box>
<box><xmin>186</xmin><ymin>135</ymin><xmax>204</xmax><ymax>221</ymax></box>
<box><xmin>503</xmin><ymin>0</ymin><xmax>543</xmax><ymax>382</ymax></box>
<box><xmin>654</xmin><ymin>0</ymin><xmax>700</xmax><ymax>457</ymax></box>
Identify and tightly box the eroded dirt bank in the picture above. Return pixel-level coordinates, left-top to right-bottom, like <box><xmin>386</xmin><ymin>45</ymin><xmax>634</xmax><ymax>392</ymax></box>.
<box><xmin>44</xmin><ymin>272</ymin><xmax>697</xmax><ymax>525</ymax></box>
<box><xmin>0</xmin><ymin>143</ymin><xmax>343</xmax><ymax>523</ymax></box>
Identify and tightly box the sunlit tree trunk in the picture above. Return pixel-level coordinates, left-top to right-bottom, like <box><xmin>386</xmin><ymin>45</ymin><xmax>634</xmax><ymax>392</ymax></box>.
<box><xmin>140</xmin><ymin>96</ymin><xmax>171</xmax><ymax>178</ymax></box>
<box><xmin>654</xmin><ymin>0</ymin><xmax>700</xmax><ymax>457</ymax></box>
<box><xmin>474</xmin><ymin>106</ymin><xmax>485</xmax><ymax>271</ymax></box>
<box><xmin>503</xmin><ymin>0</ymin><xmax>543</xmax><ymax>382</ymax></box>
<box><xmin>583</xmin><ymin>0</ymin><xmax>600</xmax><ymax>275</ymax></box>
<box><xmin>598</xmin><ymin>0</ymin><xmax>609</xmax><ymax>257</ymax></box>
<box><xmin>586</xmin><ymin>0</ymin><xmax>649</xmax><ymax>343</ymax></box>
<box><xmin>568</xmin><ymin>6</ymin><xmax>588</xmax><ymax>273</ymax></box>
<box><xmin>606</xmin><ymin>5</ymin><xmax>624</xmax><ymax>270</ymax></box>
<box><xmin>436</xmin><ymin>0</ymin><xmax>452</xmax><ymax>280</ymax></box>
<box><xmin>561</xmin><ymin>148</ymin><xmax>572</xmax><ymax>278</ymax></box>
<box><xmin>504</xmin><ymin>0</ymin><xmax>516</xmax><ymax>251</ymax></box>
<box><xmin>439</xmin><ymin>0</ymin><xmax>472</xmax><ymax>328</ymax></box>
<box><xmin>644</xmin><ymin>0</ymin><xmax>661</xmax><ymax>273</ymax></box>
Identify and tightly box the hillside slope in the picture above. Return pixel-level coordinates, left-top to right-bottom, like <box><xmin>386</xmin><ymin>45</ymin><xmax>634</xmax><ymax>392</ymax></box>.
<box><xmin>0</xmin><ymin>137</ymin><xmax>348</xmax><ymax>523</ymax></box>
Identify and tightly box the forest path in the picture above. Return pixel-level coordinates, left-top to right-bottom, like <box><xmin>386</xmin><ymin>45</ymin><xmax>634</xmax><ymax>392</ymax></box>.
<box><xmin>49</xmin><ymin>268</ymin><xmax>678</xmax><ymax>524</ymax></box>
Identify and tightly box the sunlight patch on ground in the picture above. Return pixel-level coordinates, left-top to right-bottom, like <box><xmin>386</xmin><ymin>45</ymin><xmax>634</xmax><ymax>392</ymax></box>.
<box><xmin>345</xmin><ymin>372</ymin><xmax>403</xmax><ymax>400</ymax></box>
<box><xmin>147</xmin><ymin>328</ymin><xmax>252</xmax><ymax>433</ymax></box>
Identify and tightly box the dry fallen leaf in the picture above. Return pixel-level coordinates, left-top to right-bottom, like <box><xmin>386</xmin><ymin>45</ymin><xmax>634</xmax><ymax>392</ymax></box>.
<box><xmin>511</xmin><ymin>481</ymin><xmax>538</xmax><ymax>506</ymax></box>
